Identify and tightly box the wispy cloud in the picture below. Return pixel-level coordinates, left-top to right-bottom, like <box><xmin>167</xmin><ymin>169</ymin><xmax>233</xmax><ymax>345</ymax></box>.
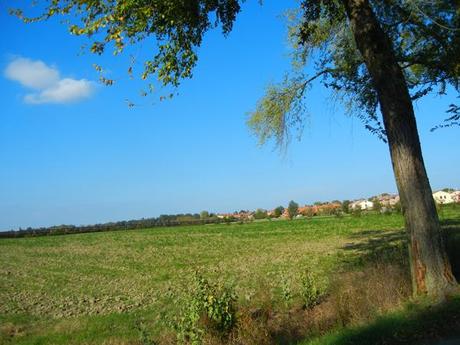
<box><xmin>4</xmin><ymin>57</ymin><xmax>95</xmax><ymax>104</ymax></box>
<box><xmin>23</xmin><ymin>78</ymin><xmax>94</xmax><ymax>104</ymax></box>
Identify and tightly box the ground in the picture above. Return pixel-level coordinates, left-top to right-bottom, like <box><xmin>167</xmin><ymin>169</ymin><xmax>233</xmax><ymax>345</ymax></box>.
<box><xmin>1</xmin><ymin>206</ymin><xmax>459</xmax><ymax>344</ymax></box>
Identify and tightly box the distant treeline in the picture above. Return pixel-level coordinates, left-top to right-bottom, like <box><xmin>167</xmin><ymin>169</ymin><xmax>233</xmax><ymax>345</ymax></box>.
<box><xmin>0</xmin><ymin>214</ymin><xmax>236</xmax><ymax>239</ymax></box>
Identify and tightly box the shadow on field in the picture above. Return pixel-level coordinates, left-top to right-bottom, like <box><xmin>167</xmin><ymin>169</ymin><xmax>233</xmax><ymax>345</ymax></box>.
<box><xmin>340</xmin><ymin>229</ymin><xmax>408</xmax><ymax>270</ymax></box>
<box><xmin>445</xmin><ymin>226</ymin><xmax>460</xmax><ymax>281</ymax></box>
<box><xmin>302</xmin><ymin>296</ymin><xmax>460</xmax><ymax>345</ymax></box>
<box><xmin>287</xmin><ymin>222</ymin><xmax>460</xmax><ymax>345</ymax></box>
<box><xmin>235</xmin><ymin>221</ymin><xmax>460</xmax><ymax>345</ymax></box>
<box><xmin>343</xmin><ymin>230</ymin><xmax>407</xmax><ymax>253</ymax></box>
<box><xmin>340</xmin><ymin>224</ymin><xmax>460</xmax><ymax>281</ymax></box>
<box><xmin>440</xmin><ymin>218</ymin><xmax>460</xmax><ymax>227</ymax></box>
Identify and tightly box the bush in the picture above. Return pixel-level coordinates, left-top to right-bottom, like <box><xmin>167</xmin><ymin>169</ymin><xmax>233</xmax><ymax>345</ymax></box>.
<box><xmin>300</xmin><ymin>270</ymin><xmax>324</xmax><ymax>309</ymax></box>
<box><xmin>254</xmin><ymin>209</ymin><xmax>268</xmax><ymax>220</ymax></box>
<box><xmin>273</xmin><ymin>206</ymin><xmax>285</xmax><ymax>218</ymax></box>
<box><xmin>352</xmin><ymin>208</ymin><xmax>362</xmax><ymax>217</ymax></box>
<box><xmin>173</xmin><ymin>273</ymin><xmax>237</xmax><ymax>344</ymax></box>
<box><xmin>279</xmin><ymin>272</ymin><xmax>293</xmax><ymax>306</ymax></box>
<box><xmin>200</xmin><ymin>211</ymin><xmax>210</xmax><ymax>219</ymax></box>
<box><xmin>373</xmin><ymin>199</ymin><xmax>382</xmax><ymax>212</ymax></box>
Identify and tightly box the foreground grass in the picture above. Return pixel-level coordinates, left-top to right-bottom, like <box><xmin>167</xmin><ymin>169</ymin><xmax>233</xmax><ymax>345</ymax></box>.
<box><xmin>1</xmin><ymin>205</ymin><xmax>459</xmax><ymax>344</ymax></box>
<box><xmin>302</xmin><ymin>296</ymin><xmax>460</xmax><ymax>345</ymax></box>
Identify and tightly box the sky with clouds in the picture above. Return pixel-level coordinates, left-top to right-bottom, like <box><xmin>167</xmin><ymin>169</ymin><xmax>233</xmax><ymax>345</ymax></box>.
<box><xmin>0</xmin><ymin>1</ymin><xmax>459</xmax><ymax>230</ymax></box>
<box><xmin>5</xmin><ymin>57</ymin><xmax>94</xmax><ymax>104</ymax></box>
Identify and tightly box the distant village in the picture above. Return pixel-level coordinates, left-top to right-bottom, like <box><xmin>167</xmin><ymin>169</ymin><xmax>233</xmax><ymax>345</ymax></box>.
<box><xmin>2</xmin><ymin>189</ymin><xmax>459</xmax><ymax>238</ymax></box>
<box><xmin>215</xmin><ymin>189</ymin><xmax>460</xmax><ymax>221</ymax></box>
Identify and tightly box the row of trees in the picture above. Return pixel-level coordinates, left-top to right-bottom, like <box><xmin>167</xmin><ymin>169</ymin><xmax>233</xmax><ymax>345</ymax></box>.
<box><xmin>0</xmin><ymin>198</ymin><xmax>387</xmax><ymax>238</ymax></box>
<box><xmin>0</xmin><ymin>213</ymin><xmax>231</xmax><ymax>239</ymax></box>
<box><xmin>3</xmin><ymin>193</ymin><xmax>429</xmax><ymax>238</ymax></box>
<box><xmin>6</xmin><ymin>196</ymin><xmax>451</xmax><ymax>239</ymax></box>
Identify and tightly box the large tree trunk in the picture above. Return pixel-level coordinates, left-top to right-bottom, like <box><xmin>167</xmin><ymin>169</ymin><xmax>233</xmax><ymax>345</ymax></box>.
<box><xmin>341</xmin><ymin>0</ymin><xmax>457</xmax><ymax>297</ymax></box>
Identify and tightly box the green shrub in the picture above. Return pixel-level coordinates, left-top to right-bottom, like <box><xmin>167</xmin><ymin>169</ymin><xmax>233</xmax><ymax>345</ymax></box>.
<box><xmin>279</xmin><ymin>272</ymin><xmax>293</xmax><ymax>306</ymax></box>
<box><xmin>174</xmin><ymin>273</ymin><xmax>237</xmax><ymax>344</ymax></box>
<box><xmin>352</xmin><ymin>208</ymin><xmax>362</xmax><ymax>217</ymax></box>
<box><xmin>254</xmin><ymin>209</ymin><xmax>268</xmax><ymax>220</ymax></box>
<box><xmin>300</xmin><ymin>270</ymin><xmax>324</xmax><ymax>309</ymax></box>
<box><xmin>273</xmin><ymin>206</ymin><xmax>285</xmax><ymax>218</ymax></box>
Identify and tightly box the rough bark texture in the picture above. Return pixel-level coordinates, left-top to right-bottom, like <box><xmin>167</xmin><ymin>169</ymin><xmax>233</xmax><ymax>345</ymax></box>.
<box><xmin>341</xmin><ymin>0</ymin><xmax>457</xmax><ymax>297</ymax></box>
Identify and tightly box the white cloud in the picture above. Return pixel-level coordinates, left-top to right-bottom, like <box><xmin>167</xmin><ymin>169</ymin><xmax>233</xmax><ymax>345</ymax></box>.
<box><xmin>5</xmin><ymin>57</ymin><xmax>60</xmax><ymax>89</ymax></box>
<box><xmin>24</xmin><ymin>78</ymin><xmax>94</xmax><ymax>104</ymax></box>
<box><xmin>4</xmin><ymin>57</ymin><xmax>95</xmax><ymax>104</ymax></box>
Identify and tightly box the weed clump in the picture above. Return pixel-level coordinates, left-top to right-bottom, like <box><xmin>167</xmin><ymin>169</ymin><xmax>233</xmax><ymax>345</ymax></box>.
<box><xmin>173</xmin><ymin>273</ymin><xmax>237</xmax><ymax>344</ymax></box>
<box><xmin>300</xmin><ymin>270</ymin><xmax>324</xmax><ymax>309</ymax></box>
<box><xmin>279</xmin><ymin>272</ymin><xmax>293</xmax><ymax>306</ymax></box>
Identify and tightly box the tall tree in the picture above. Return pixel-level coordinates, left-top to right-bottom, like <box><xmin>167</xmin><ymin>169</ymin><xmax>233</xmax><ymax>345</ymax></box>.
<box><xmin>339</xmin><ymin>0</ymin><xmax>457</xmax><ymax>297</ymax></box>
<box><xmin>15</xmin><ymin>0</ymin><xmax>459</xmax><ymax>297</ymax></box>
<box><xmin>287</xmin><ymin>200</ymin><xmax>299</xmax><ymax>219</ymax></box>
<box><xmin>249</xmin><ymin>0</ymin><xmax>458</xmax><ymax>297</ymax></box>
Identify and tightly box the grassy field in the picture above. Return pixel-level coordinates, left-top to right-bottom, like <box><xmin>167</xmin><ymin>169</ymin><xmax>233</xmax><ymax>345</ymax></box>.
<box><xmin>1</xmin><ymin>207</ymin><xmax>460</xmax><ymax>345</ymax></box>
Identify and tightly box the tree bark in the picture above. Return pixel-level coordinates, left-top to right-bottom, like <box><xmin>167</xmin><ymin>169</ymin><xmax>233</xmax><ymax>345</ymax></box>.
<box><xmin>341</xmin><ymin>0</ymin><xmax>457</xmax><ymax>297</ymax></box>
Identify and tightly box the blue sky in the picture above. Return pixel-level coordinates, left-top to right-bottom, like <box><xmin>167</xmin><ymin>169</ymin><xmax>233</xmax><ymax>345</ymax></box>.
<box><xmin>0</xmin><ymin>1</ymin><xmax>459</xmax><ymax>230</ymax></box>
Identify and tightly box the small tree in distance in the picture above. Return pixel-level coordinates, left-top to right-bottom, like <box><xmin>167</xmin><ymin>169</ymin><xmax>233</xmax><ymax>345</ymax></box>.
<box><xmin>373</xmin><ymin>199</ymin><xmax>382</xmax><ymax>213</ymax></box>
<box><xmin>342</xmin><ymin>200</ymin><xmax>350</xmax><ymax>214</ymax></box>
<box><xmin>287</xmin><ymin>201</ymin><xmax>299</xmax><ymax>219</ymax></box>
<box><xmin>254</xmin><ymin>209</ymin><xmax>268</xmax><ymax>220</ymax></box>
<box><xmin>273</xmin><ymin>206</ymin><xmax>285</xmax><ymax>218</ymax></box>
<box><xmin>200</xmin><ymin>211</ymin><xmax>209</xmax><ymax>219</ymax></box>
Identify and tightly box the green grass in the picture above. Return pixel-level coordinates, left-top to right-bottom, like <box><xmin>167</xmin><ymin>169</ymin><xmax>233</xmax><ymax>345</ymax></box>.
<box><xmin>301</xmin><ymin>296</ymin><xmax>460</xmax><ymax>345</ymax></box>
<box><xmin>1</xmin><ymin>205</ymin><xmax>459</xmax><ymax>344</ymax></box>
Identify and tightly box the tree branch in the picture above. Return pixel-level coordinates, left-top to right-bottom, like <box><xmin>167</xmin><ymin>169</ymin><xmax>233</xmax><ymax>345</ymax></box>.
<box><xmin>298</xmin><ymin>68</ymin><xmax>336</xmax><ymax>96</ymax></box>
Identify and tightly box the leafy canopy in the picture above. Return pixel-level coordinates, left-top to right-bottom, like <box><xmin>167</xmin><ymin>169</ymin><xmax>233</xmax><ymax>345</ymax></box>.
<box><xmin>248</xmin><ymin>0</ymin><xmax>460</xmax><ymax>146</ymax></box>
<box><xmin>13</xmin><ymin>0</ymin><xmax>459</xmax><ymax>144</ymax></box>
<box><xmin>13</xmin><ymin>0</ymin><xmax>242</xmax><ymax>89</ymax></box>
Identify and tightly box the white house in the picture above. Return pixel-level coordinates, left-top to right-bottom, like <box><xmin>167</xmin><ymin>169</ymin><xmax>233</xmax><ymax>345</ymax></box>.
<box><xmin>433</xmin><ymin>191</ymin><xmax>454</xmax><ymax>204</ymax></box>
<box><xmin>351</xmin><ymin>199</ymin><xmax>374</xmax><ymax>210</ymax></box>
